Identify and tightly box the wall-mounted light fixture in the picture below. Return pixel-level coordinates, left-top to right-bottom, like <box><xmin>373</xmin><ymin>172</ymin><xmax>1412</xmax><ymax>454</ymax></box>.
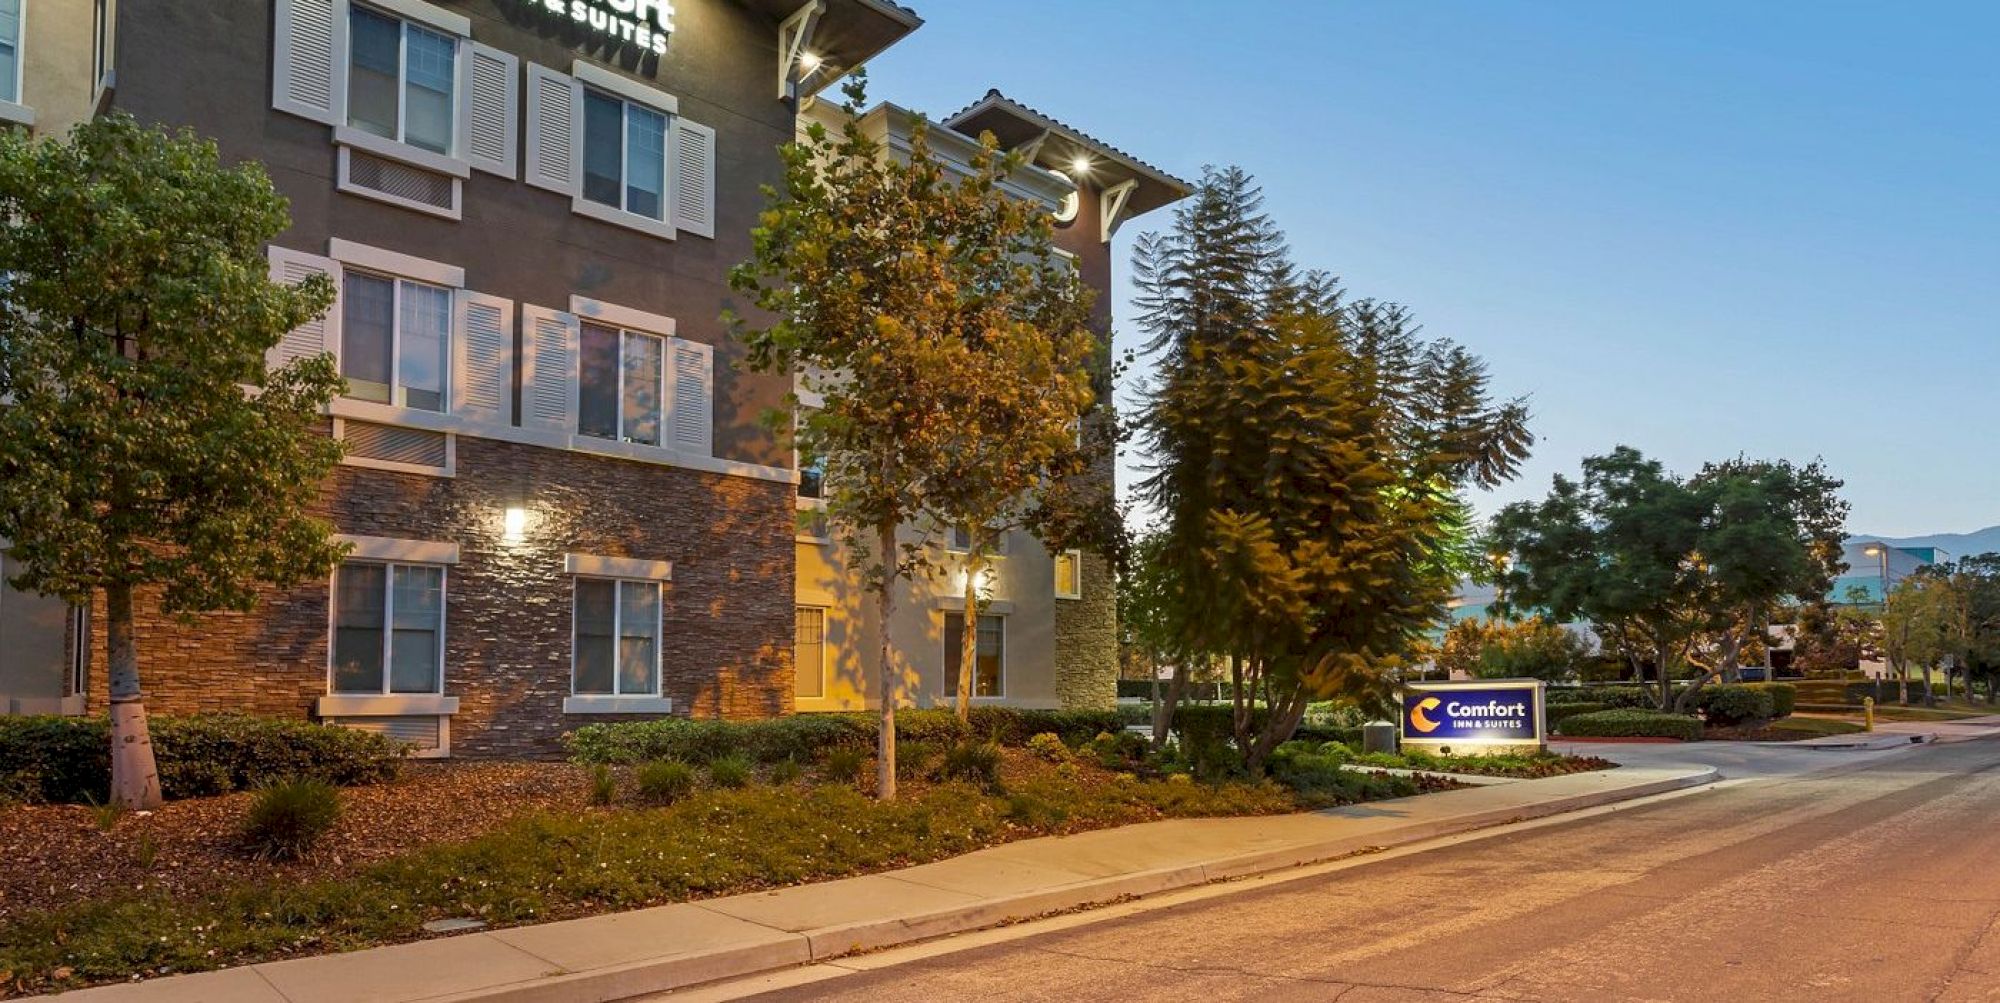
<box><xmin>798</xmin><ymin>50</ymin><xmax>823</xmax><ymax>72</ymax></box>
<box><xmin>503</xmin><ymin>507</ymin><xmax>530</xmax><ymax>544</ymax></box>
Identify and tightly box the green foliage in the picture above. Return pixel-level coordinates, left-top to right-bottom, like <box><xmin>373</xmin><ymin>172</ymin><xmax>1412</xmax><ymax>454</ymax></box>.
<box><xmin>895</xmin><ymin>741</ymin><xmax>940</xmax><ymax>781</ymax></box>
<box><xmin>1129</xmin><ymin>166</ymin><xmax>1533</xmax><ymax>767</ymax></box>
<box><xmin>1025</xmin><ymin>732</ymin><xmax>1071</xmax><ymax>763</ymax></box>
<box><xmin>939</xmin><ymin>741</ymin><xmax>1004</xmax><ymax>788</ymax></box>
<box><xmin>1490</xmin><ymin>449</ymin><xmax>1848</xmax><ymax>712</ymax></box>
<box><xmin>239</xmin><ymin>778</ymin><xmax>341</xmax><ymax>861</ymax></box>
<box><xmin>634</xmin><ymin>761</ymin><xmax>697</xmax><ymax>805</ymax></box>
<box><xmin>1546</xmin><ymin>702</ymin><xmax>1608</xmax><ymax>728</ymax></box>
<box><xmin>0</xmin><ymin>714</ymin><xmax>400</xmax><ymax>803</ymax></box>
<box><xmin>1744</xmin><ymin>682</ymin><xmax>1797</xmax><ymax>718</ymax></box>
<box><xmin>706</xmin><ymin>754</ymin><xmax>755</xmax><ymax>790</ymax></box>
<box><xmin>1555</xmin><ymin>709</ymin><xmax>1705</xmax><ymax>741</ymax></box>
<box><xmin>1697</xmin><ymin>685</ymin><xmax>1776</xmax><ymax>725</ymax></box>
<box><xmin>769</xmin><ymin>758</ymin><xmax>805</xmax><ymax>785</ymax></box>
<box><xmin>587</xmin><ymin>765</ymin><xmax>616</xmax><ymax>806</ymax></box>
<box><xmin>564</xmin><ymin>709</ymin><xmax>1125</xmax><ymax>768</ymax></box>
<box><xmin>820</xmin><ymin>747</ymin><xmax>867</xmax><ymax>786</ymax></box>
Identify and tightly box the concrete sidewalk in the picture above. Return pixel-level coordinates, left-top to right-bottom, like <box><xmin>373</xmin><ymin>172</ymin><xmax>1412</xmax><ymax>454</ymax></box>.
<box><xmin>56</xmin><ymin>766</ymin><xmax>1713</xmax><ymax>1003</ymax></box>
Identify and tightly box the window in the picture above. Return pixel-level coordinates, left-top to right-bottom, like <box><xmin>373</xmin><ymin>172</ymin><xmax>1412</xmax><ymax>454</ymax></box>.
<box><xmin>331</xmin><ymin>562</ymin><xmax>445</xmax><ymax>695</ymax></box>
<box><xmin>582</xmin><ymin>88</ymin><xmax>669</xmax><ymax>222</ymax></box>
<box><xmin>944</xmin><ymin>614</ymin><xmax>1004</xmax><ymax>699</ymax></box>
<box><xmin>0</xmin><ymin>0</ymin><xmax>20</xmax><ymax>105</ymax></box>
<box><xmin>573</xmin><ymin>579</ymin><xmax>661</xmax><ymax>697</ymax></box>
<box><xmin>342</xmin><ymin>271</ymin><xmax>450</xmax><ymax>412</ymax></box>
<box><xmin>579</xmin><ymin>321</ymin><xmax>666</xmax><ymax>445</ymax></box>
<box><xmin>795</xmin><ymin>607</ymin><xmax>826</xmax><ymax>700</ymax></box>
<box><xmin>947</xmin><ymin>526</ymin><xmax>1007</xmax><ymax>555</ymax></box>
<box><xmin>347</xmin><ymin>5</ymin><xmax>456</xmax><ymax>156</ymax></box>
<box><xmin>1054</xmin><ymin>550</ymin><xmax>1083</xmax><ymax>600</ymax></box>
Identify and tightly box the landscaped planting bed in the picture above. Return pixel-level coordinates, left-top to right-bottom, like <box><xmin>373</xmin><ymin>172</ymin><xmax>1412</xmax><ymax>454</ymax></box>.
<box><xmin>1345</xmin><ymin>748</ymin><xmax>1617</xmax><ymax>778</ymax></box>
<box><xmin>0</xmin><ymin>711</ymin><xmax>1461</xmax><ymax>997</ymax></box>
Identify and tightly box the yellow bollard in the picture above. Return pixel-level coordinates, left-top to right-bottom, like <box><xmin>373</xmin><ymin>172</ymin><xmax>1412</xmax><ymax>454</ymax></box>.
<box><xmin>1864</xmin><ymin>696</ymin><xmax>1875</xmax><ymax>732</ymax></box>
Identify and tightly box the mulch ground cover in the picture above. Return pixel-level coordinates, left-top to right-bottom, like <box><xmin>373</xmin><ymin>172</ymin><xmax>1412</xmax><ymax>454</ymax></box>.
<box><xmin>0</xmin><ymin>761</ymin><xmax>588</xmax><ymax>921</ymax></box>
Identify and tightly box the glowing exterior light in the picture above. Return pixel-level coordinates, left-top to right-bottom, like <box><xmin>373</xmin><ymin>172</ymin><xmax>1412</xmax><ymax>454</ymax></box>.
<box><xmin>503</xmin><ymin>507</ymin><xmax>529</xmax><ymax>543</ymax></box>
<box><xmin>1069</xmin><ymin>154</ymin><xmax>1091</xmax><ymax>176</ymax></box>
<box><xmin>798</xmin><ymin>51</ymin><xmax>823</xmax><ymax>72</ymax></box>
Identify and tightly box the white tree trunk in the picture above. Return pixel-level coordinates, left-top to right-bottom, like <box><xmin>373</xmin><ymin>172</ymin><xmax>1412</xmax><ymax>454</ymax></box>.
<box><xmin>106</xmin><ymin>582</ymin><xmax>163</xmax><ymax>810</ymax></box>
<box><xmin>875</xmin><ymin>521</ymin><xmax>899</xmax><ymax>801</ymax></box>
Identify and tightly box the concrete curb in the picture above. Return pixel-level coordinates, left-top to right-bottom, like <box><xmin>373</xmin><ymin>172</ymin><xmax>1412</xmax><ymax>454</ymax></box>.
<box><xmin>57</xmin><ymin>767</ymin><xmax>1716</xmax><ymax>1003</ymax></box>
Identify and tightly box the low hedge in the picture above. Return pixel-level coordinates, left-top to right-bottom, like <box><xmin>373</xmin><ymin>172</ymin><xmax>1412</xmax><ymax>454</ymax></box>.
<box><xmin>1745</xmin><ymin>682</ymin><xmax>1797</xmax><ymax>718</ymax></box>
<box><xmin>1554</xmin><ymin>709</ymin><xmax>1704</xmax><ymax>742</ymax></box>
<box><xmin>1696</xmin><ymin>684</ymin><xmax>1776</xmax><ymax>726</ymax></box>
<box><xmin>565</xmin><ymin>707</ymin><xmax>1127</xmax><ymax>766</ymax></box>
<box><xmin>0</xmin><ymin>714</ymin><xmax>404</xmax><ymax>804</ymax></box>
<box><xmin>1546</xmin><ymin>702</ymin><xmax>1608</xmax><ymax>728</ymax></box>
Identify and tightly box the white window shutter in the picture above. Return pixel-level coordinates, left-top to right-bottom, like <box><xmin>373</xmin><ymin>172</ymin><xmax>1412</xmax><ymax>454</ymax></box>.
<box><xmin>520</xmin><ymin>305</ymin><xmax>579</xmax><ymax>434</ymax></box>
<box><xmin>460</xmin><ymin>43</ymin><xmax>519</xmax><ymax>180</ymax></box>
<box><xmin>452</xmin><ymin>290</ymin><xmax>514</xmax><ymax>423</ymax></box>
<box><xmin>272</xmin><ymin>0</ymin><xmax>344</xmax><ymax>126</ymax></box>
<box><xmin>524</xmin><ymin>64</ymin><xmax>579</xmax><ymax>195</ymax></box>
<box><xmin>267</xmin><ymin>246</ymin><xmax>343</xmax><ymax>372</ymax></box>
<box><xmin>671</xmin><ymin>118</ymin><xmax>716</xmax><ymax>239</ymax></box>
<box><xmin>668</xmin><ymin>338</ymin><xmax>714</xmax><ymax>456</ymax></box>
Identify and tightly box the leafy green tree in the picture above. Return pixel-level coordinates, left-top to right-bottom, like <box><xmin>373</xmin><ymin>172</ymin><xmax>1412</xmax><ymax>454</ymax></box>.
<box><xmin>1490</xmin><ymin>449</ymin><xmax>1847</xmax><ymax>713</ymax></box>
<box><xmin>1132</xmin><ymin>168</ymin><xmax>1533</xmax><ymax>763</ymax></box>
<box><xmin>1475</xmin><ymin>617</ymin><xmax>1593</xmax><ymax>682</ymax></box>
<box><xmin>0</xmin><ymin>117</ymin><xmax>345</xmax><ymax>808</ymax></box>
<box><xmin>733</xmin><ymin>78</ymin><xmax>1079</xmax><ymax>795</ymax></box>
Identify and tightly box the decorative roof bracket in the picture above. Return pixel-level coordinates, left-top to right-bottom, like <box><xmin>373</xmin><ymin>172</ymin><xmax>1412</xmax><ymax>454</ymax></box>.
<box><xmin>779</xmin><ymin>1</ymin><xmax>827</xmax><ymax>102</ymax></box>
<box><xmin>1100</xmin><ymin>178</ymin><xmax>1138</xmax><ymax>244</ymax></box>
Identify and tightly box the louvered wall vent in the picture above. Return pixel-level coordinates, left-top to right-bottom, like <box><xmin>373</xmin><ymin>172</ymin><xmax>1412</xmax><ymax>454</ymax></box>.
<box><xmin>342</xmin><ymin>149</ymin><xmax>458</xmax><ymax>213</ymax></box>
<box><xmin>329</xmin><ymin>715</ymin><xmax>443</xmax><ymax>752</ymax></box>
<box><xmin>342</xmin><ymin>421</ymin><xmax>450</xmax><ymax>472</ymax></box>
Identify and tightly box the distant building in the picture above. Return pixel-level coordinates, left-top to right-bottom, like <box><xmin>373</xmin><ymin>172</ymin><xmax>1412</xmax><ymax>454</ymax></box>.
<box><xmin>1833</xmin><ymin>541</ymin><xmax>1947</xmax><ymax>606</ymax></box>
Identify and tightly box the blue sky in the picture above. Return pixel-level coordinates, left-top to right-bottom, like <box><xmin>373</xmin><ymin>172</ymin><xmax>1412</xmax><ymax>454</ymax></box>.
<box><xmin>862</xmin><ymin>1</ymin><xmax>1999</xmax><ymax>538</ymax></box>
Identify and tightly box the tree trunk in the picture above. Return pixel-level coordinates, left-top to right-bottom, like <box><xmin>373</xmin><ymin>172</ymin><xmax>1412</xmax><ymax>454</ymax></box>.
<box><xmin>874</xmin><ymin>521</ymin><xmax>899</xmax><ymax>801</ymax></box>
<box><xmin>1152</xmin><ymin>656</ymin><xmax>1186</xmax><ymax>751</ymax></box>
<box><xmin>954</xmin><ymin>550</ymin><xmax>982</xmax><ymax>723</ymax></box>
<box><xmin>1244</xmin><ymin>688</ymin><xmax>1307</xmax><ymax>776</ymax></box>
<box><xmin>1898</xmin><ymin>659</ymin><xmax>1910</xmax><ymax>706</ymax></box>
<box><xmin>1656</xmin><ymin>643</ymin><xmax>1674</xmax><ymax>711</ymax></box>
<box><xmin>106</xmin><ymin>582</ymin><xmax>163</xmax><ymax>810</ymax></box>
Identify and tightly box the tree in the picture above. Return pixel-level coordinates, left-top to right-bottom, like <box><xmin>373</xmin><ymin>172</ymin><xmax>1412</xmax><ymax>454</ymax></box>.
<box><xmin>1882</xmin><ymin>574</ymin><xmax>1957</xmax><ymax>706</ymax></box>
<box><xmin>1130</xmin><ymin>167</ymin><xmax>1533</xmax><ymax>772</ymax></box>
<box><xmin>0</xmin><ymin>116</ymin><xmax>345</xmax><ymax>808</ymax></box>
<box><xmin>732</xmin><ymin>77</ymin><xmax>1075</xmax><ymax>795</ymax></box>
<box><xmin>1475</xmin><ymin>617</ymin><xmax>1593</xmax><ymax>682</ymax></box>
<box><xmin>1489</xmin><ymin>449</ymin><xmax>1848</xmax><ymax>714</ymax></box>
<box><xmin>1433</xmin><ymin>618</ymin><xmax>1489</xmax><ymax>679</ymax></box>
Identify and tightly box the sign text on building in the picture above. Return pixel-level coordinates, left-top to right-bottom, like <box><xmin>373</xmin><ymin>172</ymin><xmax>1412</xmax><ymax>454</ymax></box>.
<box><xmin>529</xmin><ymin>0</ymin><xmax>675</xmax><ymax>55</ymax></box>
<box><xmin>1401</xmin><ymin>679</ymin><xmax>1545</xmax><ymax>749</ymax></box>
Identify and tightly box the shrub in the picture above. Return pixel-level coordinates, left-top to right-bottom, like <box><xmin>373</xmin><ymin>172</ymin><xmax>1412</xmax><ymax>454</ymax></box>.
<box><xmin>635</xmin><ymin>760</ymin><xmax>698</xmax><ymax>805</ymax></box>
<box><xmin>587</xmin><ymin>764</ymin><xmax>616</xmax><ymax>806</ymax></box>
<box><xmin>565</xmin><ymin>716</ymin><xmax>872</xmax><ymax>766</ymax></box>
<box><xmin>239</xmin><ymin>778</ymin><xmax>341</xmax><ymax>860</ymax></box>
<box><xmin>1555</xmin><ymin>709</ymin><xmax>1704</xmax><ymax>741</ymax></box>
<box><xmin>821</xmin><ymin>746</ymin><xmax>867</xmax><ymax>785</ymax></box>
<box><xmin>0</xmin><ymin>714</ymin><xmax>401</xmax><ymax>804</ymax></box>
<box><xmin>769</xmin><ymin>757</ymin><xmax>804</xmax><ymax>785</ymax></box>
<box><xmin>896</xmin><ymin>741</ymin><xmax>940</xmax><ymax>781</ymax></box>
<box><xmin>1293</xmin><ymin>724</ymin><xmax>1361</xmax><ymax>747</ymax></box>
<box><xmin>1025</xmin><ymin>732</ymin><xmax>1071</xmax><ymax>763</ymax></box>
<box><xmin>1547</xmin><ymin>702</ymin><xmax>1608</xmax><ymax>728</ymax></box>
<box><xmin>707</xmin><ymin>754</ymin><xmax>754</xmax><ymax>789</ymax></box>
<box><xmin>940</xmin><ymin>741</ymin><xmax>1003</xmax><ymax>788</ymax></box>
<box><xmin>1746</xmin><ymin>682</ymin><xmax>1797</xmax><ymax>718</ymax></box>
<box><xmin>967</xmin><ymin>708</ymin><xmax>1124</xmax><ymax>746</ymax></box>
<box><xmin>1697</xmin><ymin>685</ymin><xmax>1776</xmax><ymax>726</ymax></box>
<box><xmin>1580</xmin><ymin>687</ymin><xmax>1657</xmax><ymax>710</ymax></box>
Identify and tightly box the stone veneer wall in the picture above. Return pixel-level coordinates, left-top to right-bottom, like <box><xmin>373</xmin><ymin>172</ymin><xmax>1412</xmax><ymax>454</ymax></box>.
<box><xmin>1053</xmin><ymin>551</ymin><xmax>1118</xmax><ymax>710</ymax></box>
<box><xmin>87</xmin><ymin>434</ymin><xmax>795</xmax><ymax>758</ymax></box>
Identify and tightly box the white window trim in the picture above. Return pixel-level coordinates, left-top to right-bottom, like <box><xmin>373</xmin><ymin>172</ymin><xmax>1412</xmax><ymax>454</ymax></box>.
<box><xmin>324</xmin><ymin>560</ymin><xmax>449</xmax><ymax>699</ymax></box>
<box><xmin>0</xmin><ymin>0</ymin><xmax>27</xmax><ymax>124</ymax></box>
<box><xmin>1055</xmin><ymin>549</ymin><xmax>1083</xmax><ymax>600</ymax></box>
<box><xmin>572</xmin><ymin>60</ymin><xmax>678</xmax><ymax>116</ymax></box>
<box><xmin>943</xmin><ymin>612</ymin><xmax>1007</xmax><ymax>701</ymax></box>
<box><xmin>330</xmin><ymin>238</ymin><xmax>465</xmax><ymax>288</ymax></box>
<box><xmin>565</xmin><ymin>553</ymin><xmax>672</xmax><ymax>582</ymax></box>
<box><xmin>336</xmin><ymin>534</ymin><xmax>461</xmax><ymax>565</ymax></box>
<box><xmin>569</xmin><ymin>295</ymin><xmax>674</xmax><ymax>338</ymax></box>
<box><xmin>332</xmin><ymin>418</ymin><xmax>459</xmax><ymax>478</ymax></box>
<box><xmin>335</xmin><ymin>146</ymin><xmax>465</xmax><ymax>220</ymax></box>
<box><xmin>578</xmin><ymin>321</ymin><xmax>669</xmax><ymax>446</ymax></box>
<box><xmin>334</xmin><ymin>125</ymin><xmax>472</xmax><ymax>179</ymax></box>
<box><xmin>361</xmin><ymin>0</ymin><xmax>469</xmax><ymax>37</ymax></box>
<box><xmin>570</xmin><ymin>63</ymin><xmax>680</xmax><ymax>241</ymax></box>
<box><xmin>568</xmin><ymin>576</ymin><xmax>667</xmax><ymax>706</ymax></box>
<box><xmin>947</xmin><ymin>525</ymin><xmax>1010</xmax><ymax>557</ymax></box>
<box><xmin>341</xmin><ymin>267</ymin><xmax>455</xmax><ymax>414</ymax></box>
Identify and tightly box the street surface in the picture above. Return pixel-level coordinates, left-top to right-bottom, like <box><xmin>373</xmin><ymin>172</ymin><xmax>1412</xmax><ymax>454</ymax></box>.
<box><xmin>706</xmin><ymin>737</ymin><xmax>2000</xmax><ymax>1002</ymax></box>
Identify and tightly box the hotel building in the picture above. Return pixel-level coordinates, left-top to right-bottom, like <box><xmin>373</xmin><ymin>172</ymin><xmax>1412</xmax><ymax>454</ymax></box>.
<box><xmin>0</xmin><ymin>0</ymin><xmax>1187</xmax><ymax>755</ymax></box>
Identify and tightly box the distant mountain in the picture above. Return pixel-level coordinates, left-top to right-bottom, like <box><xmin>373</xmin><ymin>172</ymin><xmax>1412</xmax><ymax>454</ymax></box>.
<box><xmin>1846</xmin><ymin>526</ymin><xmax>2000</xmax><ymax>560</ymax></box>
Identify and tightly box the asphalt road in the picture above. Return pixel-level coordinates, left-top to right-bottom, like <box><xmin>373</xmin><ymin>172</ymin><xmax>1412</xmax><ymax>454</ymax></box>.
<box><xmin>720</xmin><ymin>738</ymin><xmax>2000</xmax><ymax>1003</ymax></box>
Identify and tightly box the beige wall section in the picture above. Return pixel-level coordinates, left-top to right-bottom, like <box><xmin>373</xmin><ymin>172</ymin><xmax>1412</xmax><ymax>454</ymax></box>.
<box><xmin>794</xmin><ymin>523</ymin><xmax>1068</xmax><ymax>712</ymax></box>
<box><xmin>18</xmin><ymin>0</ymin><xmax>104</xmax><ymax>137</ymax></box>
